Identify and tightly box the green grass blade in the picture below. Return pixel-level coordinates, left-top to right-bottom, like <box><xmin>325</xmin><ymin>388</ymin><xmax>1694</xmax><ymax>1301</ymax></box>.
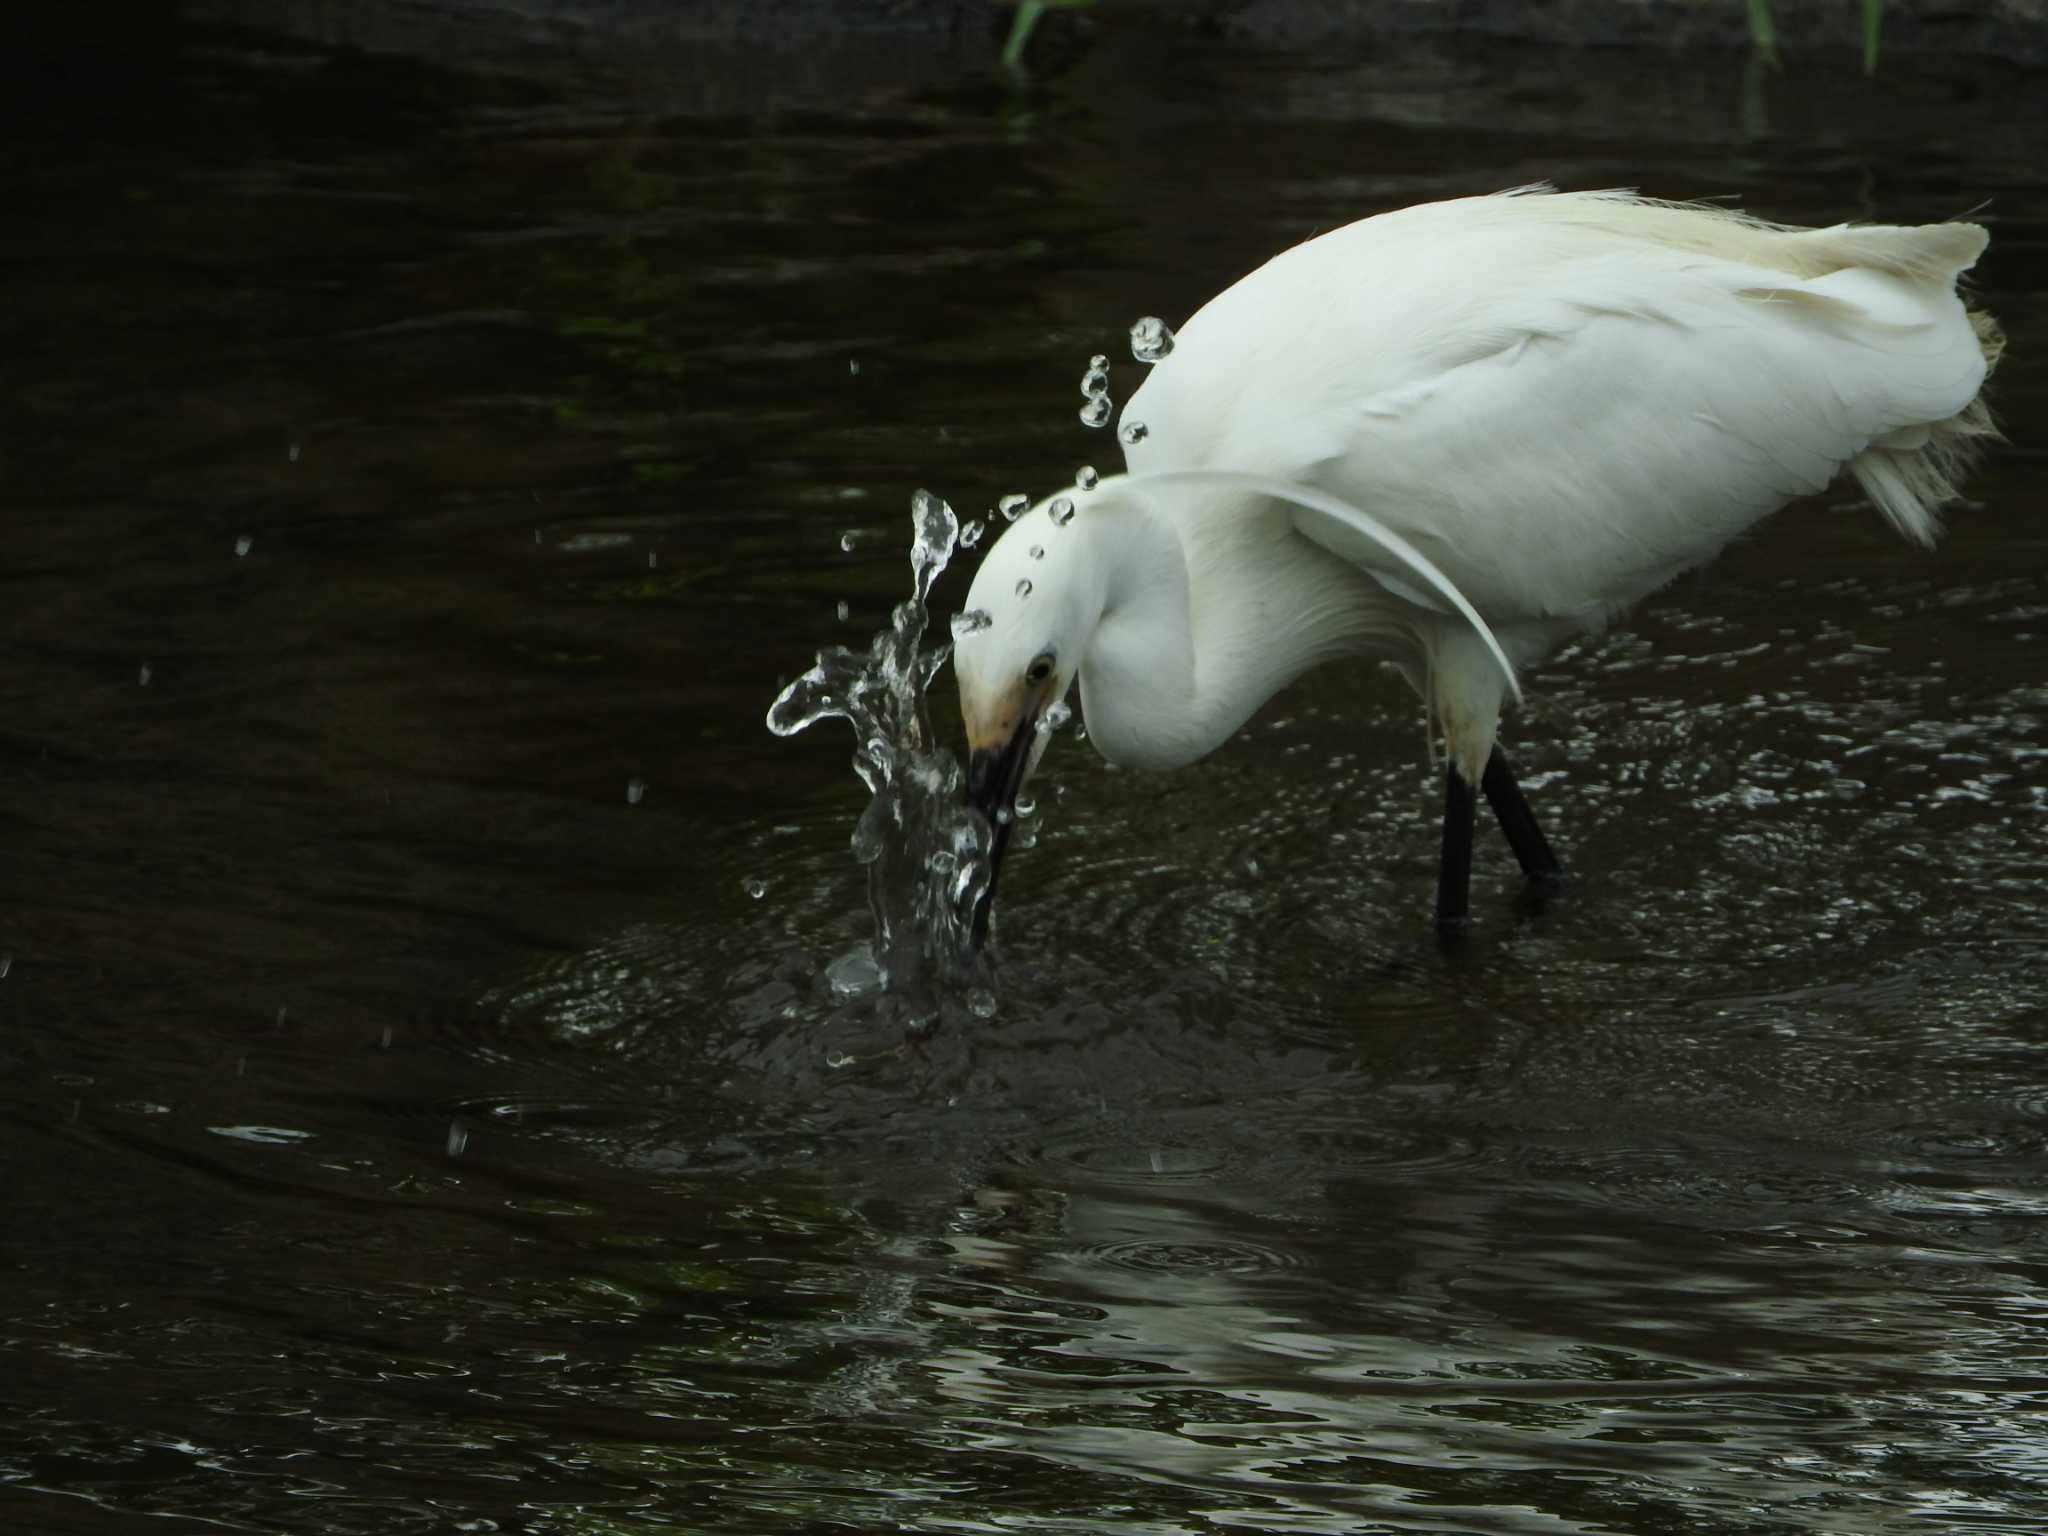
<box><xmin>1001</xmin><ymin>0</ymin><xmax>1045</xmax><ymax>74</ymax></box>
<box><xmin>1746</xmin><ymin>0</ymin><xmax>1781</xmax><ymax>70</ymax></box>
<box><xmin>1862</xmin><ymin>0</ymin><xmax>1884</xmax><ymax>75</ymax></box>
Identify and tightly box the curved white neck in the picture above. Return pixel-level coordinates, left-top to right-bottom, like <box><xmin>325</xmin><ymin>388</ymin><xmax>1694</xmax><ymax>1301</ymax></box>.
<box><xmin>1075</xmin><ymin>487</ymin><xmax>1412</xmax><ymax>772</ymax></box>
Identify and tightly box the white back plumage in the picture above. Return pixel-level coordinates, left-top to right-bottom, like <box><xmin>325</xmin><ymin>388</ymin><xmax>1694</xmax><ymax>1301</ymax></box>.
<box><xmin>1121</xmin><ymin>188</ymin><xmax>1998</xmax><ymax>629</ymax></box>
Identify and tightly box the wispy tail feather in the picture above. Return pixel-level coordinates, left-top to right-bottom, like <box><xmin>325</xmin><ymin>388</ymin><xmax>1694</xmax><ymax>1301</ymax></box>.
<box><xmin>1849</xmin><ymin>307</ymin><xmax>2004</xmax><ymax>546</ymax></box>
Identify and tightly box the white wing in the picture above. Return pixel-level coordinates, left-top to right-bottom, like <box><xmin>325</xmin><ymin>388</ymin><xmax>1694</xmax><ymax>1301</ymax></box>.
<box><xmin>1121</xmin><ymin>191</ymin><xmax>1990</xmax><ymax>626</ymax></box>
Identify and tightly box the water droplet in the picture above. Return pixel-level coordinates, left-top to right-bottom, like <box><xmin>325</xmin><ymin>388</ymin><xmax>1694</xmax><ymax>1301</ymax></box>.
<box><xmin>967</xmin><ymin>988</ymin><xmax>997</xmax><ymax>1020</ymax></box>
<box><xmin>1049</xmin><ymin>497</ymin><xmax>1076</xmax><ymax>527</ymax></box>
<box><xmin>994</xmin><ymin>807</ymin><xmax>1013</xmax><ymax>826</ymax></box>
<box><xmin>951</xmin><ymin>608</ymin><xmax>993</xmax><ymax>639</ymax></box>
<box><xmin>234</xmin><ymin>534</ymin><xmax>253</xmax><ymax>558</ymax></box>
<box><xmin>909</xmin><ymin>489</ymin><xmax>959</xmax><ymax>604</ymax></box>
<box><xmin>626</xmin><ymin>777</ymin><xmax>646</xmax><ymax>805</ymax></box>
<box><xmin>288</xmin><ymin>442</ymin><xmax>300</xmax><ymax>463</ymax></box>
<box><xmin>743</xmin><ymin>877</ymin><xmax>768</xmax><ymax>900</ymax></box>
<box><xmin>825</xmin><ymin>944</ymin><xmax>884</xmax><ymax>998</ymax></box>
<box><xmin>960</xmin><ymin>518</ymin><xmax>987</xmax><ymax>549</ymax></box>
<box><xmin>836</xmin><ymin>600</ymin><xmax>850</xmax><ymax>622</ymax></box>
<box><xmin>1079</xmin><ymin>350</ymin><xmax>1112</xmax><ymax>426</ymax></box>
<box><xmin>1120</xmin><ymin>419</ymin><xmax>1149</xmax><ymax>445</ymax></box>
<box><xmin>1076</xmin><ymin>466</ymin><xmax>1099</xmax><ymax>491</ymax></box>
<box><xmin>851</xmin><ymin>797</ymin><xmax>890</xmax><ymax>863</ymax></box>
<box><xmin>0</xmin><ymin>953</ymin><xmax>11</xmax><ymax>979</ymax></box>
<box><xmin>137</xmin><ymin>662</ymin><xmax>152</xmax><ymax>687</ymax></box>
<box><xmin>648</xmin><ymin>551</ymin><xmax>658</xmax><ymax>568</ymax></box>
<box><xmin>534</xmin><ymin>528</ymin><xmax>542</xmax><ymax>543</ymax></box>
<box><xmin>1015</xmin><ymin>578</ymin><xmax>1032</xmax><ymax>599</ymax></box>
<box><xmin>1029</xmin><ymin>545</ymin><xmax>1044</xmax><ymax>561</ymax></box>
<box><xmin>1038</xmin><ymin>699</ymin><xmax>1073</xmax><ymax>735</ymax></box>
<box><xmin>1015</xmin><ymin>794</ymin><xmax>1037</xmax><ymax>817</ymax></box>
<box><xmin>380</xmin><ymin>1025</ymin><xmax>393</xmax><ymax>1049</ymax></box>
<box><xmin>999</xmin><ymin>493</ymin><xmax>1028</xmax><ymax>522</ymax></box>
<box><xmin>840</xmin><ymin>529</ymin><xmax>861</xmax><ymax>553</ymax></box>
<box><xmin>1130</xmin><ymin>315</ymin><xmax>1176</xmax><ymax>363</ymax></box>
<box><xmin>848</xmin><ymin>358</ymin><xmax>861</xmax><ymax>375</ymax></box>
<box><xmin>826</xmin><ymin>1050</ymin><xmax>855</xmax><ymax>1069</ymax></box>
<box><xmin>446</xmin><ymin>1120</ymin><xmax>469</xmax><ymax>1158</ymax></box>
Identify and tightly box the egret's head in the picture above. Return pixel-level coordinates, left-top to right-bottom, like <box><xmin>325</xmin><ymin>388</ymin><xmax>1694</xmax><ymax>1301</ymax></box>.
<box><xmin>952</xmin><ymin>488</ymin><xmax>1105</xmax><ymax>939</ymax></box>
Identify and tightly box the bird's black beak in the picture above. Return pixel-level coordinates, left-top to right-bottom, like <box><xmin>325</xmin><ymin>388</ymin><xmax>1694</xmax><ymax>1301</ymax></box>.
<box><xmin>964</xmin><ymin>713</ymin><xmax>1037</xmax><ymax>951</ymax></box>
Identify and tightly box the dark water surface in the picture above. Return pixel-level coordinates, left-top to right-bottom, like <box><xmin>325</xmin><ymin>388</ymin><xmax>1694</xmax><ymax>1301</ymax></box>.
<box><xmin>4</xmin><ymin>14</ymin><xmax>2046</xmax><ymax>1534</ymax></box>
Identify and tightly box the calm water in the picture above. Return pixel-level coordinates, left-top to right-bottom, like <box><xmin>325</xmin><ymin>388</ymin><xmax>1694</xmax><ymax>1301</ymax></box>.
<box><xmin>4</xmin><ymin>13</ymin><xmax>2046</xmax><ymax>1534</ymax></box>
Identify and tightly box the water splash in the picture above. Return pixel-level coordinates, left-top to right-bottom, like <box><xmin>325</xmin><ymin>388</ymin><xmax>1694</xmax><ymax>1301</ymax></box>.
<box><xmin>1120</xmin><ymin>419</ymin><xmax>1149</xmax><ymax>446</ymax></box>
<box><xmin>768</xmin><ymin>491</ymin><xmax>992</xmax><ymax>1012</ymax></box>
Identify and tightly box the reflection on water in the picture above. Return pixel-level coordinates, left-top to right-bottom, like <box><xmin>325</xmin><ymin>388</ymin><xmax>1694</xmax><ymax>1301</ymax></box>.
<box><xmin>3</xmin><ymin>8</ymin><xmax>2046</xmax><ymax>1535</ymax></box>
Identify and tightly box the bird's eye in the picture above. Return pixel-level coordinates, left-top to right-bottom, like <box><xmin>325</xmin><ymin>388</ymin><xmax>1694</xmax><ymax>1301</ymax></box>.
<box><xmin>1024</xmin><ymin>652</ymin><xmax>1056</xmax><ymax>686</ymax></box>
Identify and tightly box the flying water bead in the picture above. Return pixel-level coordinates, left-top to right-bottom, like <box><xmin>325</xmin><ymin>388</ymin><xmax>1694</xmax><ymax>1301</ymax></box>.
<box><xmin>1015</xmin><ymin>579</ymin><xmax>1033</xmax><ymax>598</ymax></box>
<box><xmin>999</xmin><ymin>493</ymin><xmax>1028</xmax><ymax>522</ymax></box>
<box><xmin>1120</xmin><ymin>419</ymin><xmax>1149</xmax><ymax>445</ymax></box>
<box><xmin>1130</xmin><ymin>315</ymin><xmax>1175</xmax><ymax>363</ymax></box>
<box><xmin>1076</xmin><ymin>466</ymin><xmax>1099</xmax><ymax>491</ymax></box>
<box><xmin>961</xmin><ymin>518</ymin><xmax>987</xmax><ymax>549</ymax></box>
<box><xmin>951</xmin><ymin>608</ymin><xmax>993</xmax><ymax>640</ymax></box>
<box><xmin>1079</xmin><ymin>351</ymin><xmax>1113</xmax><ymax>429</ymax></box>
<box><xmin>1049</xmin><ymin>497</ymin><xmax>1076</xmax><ymax>526</ymax></box>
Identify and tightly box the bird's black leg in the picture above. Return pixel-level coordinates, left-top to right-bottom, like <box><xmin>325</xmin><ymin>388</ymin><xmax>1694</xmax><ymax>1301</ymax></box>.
<box><xmin>1434</xmin><ymin>760</ymin><xmax>1477</xmax><ymax>938</ymax></box>
<box><xmin>1481</xmin><ymin>744</ymin><xmax>1565</xmax><ymax>892</ymax></box>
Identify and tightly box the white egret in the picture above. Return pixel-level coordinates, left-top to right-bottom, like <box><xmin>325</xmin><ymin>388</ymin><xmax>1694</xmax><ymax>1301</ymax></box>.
<box><xmin>956</xmin><ymin>188</ymin><xmax>2001</xmax><ymax>939</ymax></box>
